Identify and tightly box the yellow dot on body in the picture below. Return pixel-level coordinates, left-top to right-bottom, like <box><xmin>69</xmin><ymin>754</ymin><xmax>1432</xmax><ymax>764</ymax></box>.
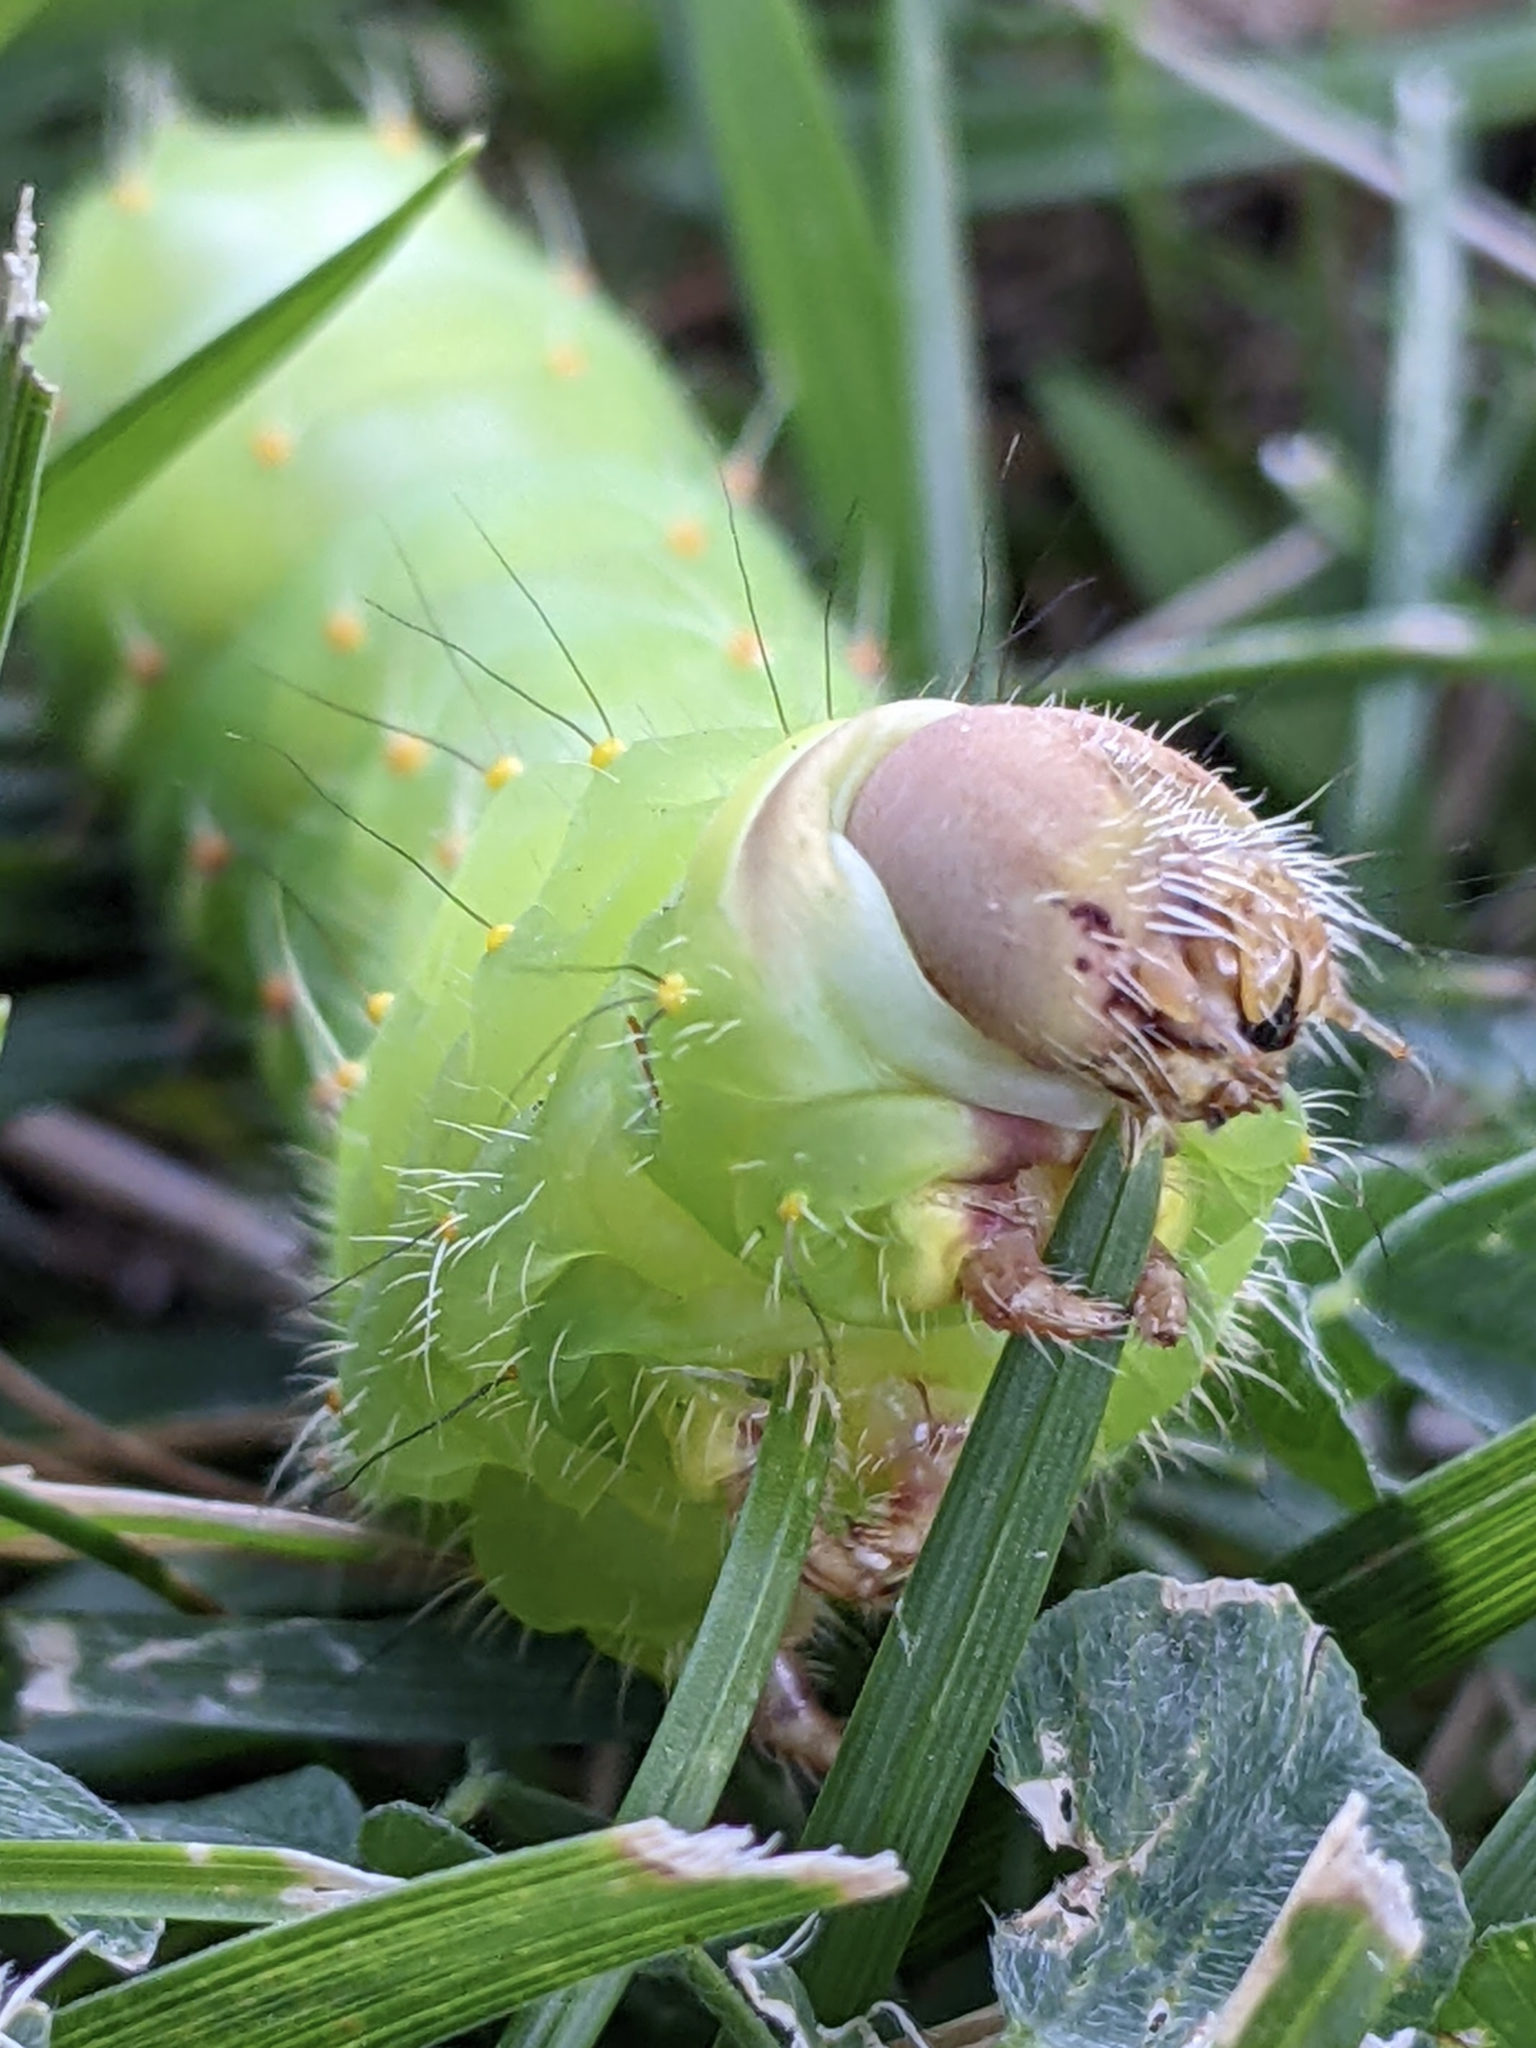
<box><xmin>434</xmin><ymin>1215</ymin><xmax>461</xmax><ymax>1244</ymax></box>
<box><xmin>324</xmin><ymin>607</ymin><xmax>367</xmax><ymax>654</ymax></box>
<box><xmin>589</xmin><ymin>735</ymin><xmax>626</xmax><ymax>771</ymax></box>
<box><xmin>485</xmin><ymin>921</ymin><xmax>516</xmax><ymax>953</ymax></box>
<box><xmin>323</xmin><ymin>1382</ymin><xmax>344</xmax><ymax>1415</ymax></box>
<box><xmin>666</xmin><ymin>517</ymin><xmax>708</xmax><ymax>561</ymax></box>
<box><xmin>777</xmin><ymin>1190</ymin><xmax>809</xmax><ymax>1226</ymax></box>
<box><xmin>1297</xmin><ymin>1132</ymin><xmax>1313</xmax><ymax>1165</ymax></box>
<box><xmin>654</xmin><ymin>971</ymin><xmax>691</xmax><ymax>1016</ymax></box>
<box><xmin>111</xmin><ymin>173</ymin><xmax>152</xmax><ymax>214</ymax></box>
<box><xmin>250</xmin><ymin>425</ymin><xmax>295</xmax><ymax>468</ymax></box>
<box><xmin>725</xmin><ymin>626</ymin><xmax>765</xmax><ymax>669</ymax></box>
<box><xmin>721</xmin><ymin>455</ymin><xmax>760</xmax><ymax>504</ymax></box>
<box><xmin>259</xmin><ymin>972</ymin><xmax>296</xmax><ymax>1021</ymax></box>
<box><xmin>333</xmin><ymin>1058</ymin><xmax>366</xmax><ymax>1094</ymax></box>
<box><xmin>123</xmin><ymin>634</ymin><xmax>166</xmax><ymax>686</ymax></box>
<box><xmin>365</xmin><ymin>990</ymin><xmax>395</xmax><ymax>1026</ymax></box>
<box><xmin>383</xmin><ymin>730</ymin><xmax>431</xmax><ymax>776</ymax></box>
<box><xmin>485</xmin><ymin>753</ymin><xmax>523</xmax><ymax>790</ymax></box>
<box><xmin>189</xmin><ymin>827</ymin><xmax>233</xmax><ymax>877</ymax></box>
<box><xmin>847</xmin><ymin>634</ymin><xmax>887</xmax><ymax>682</ymax></box>
<box><xmin>553</xmin><ymin>258</ymin><xmax>595</xmax><ymax>300</ymax></box>
<box><xmin>373</xmin><ymin>113</ymin><xmax>421</xmax><ymax>156</ymax></box>
<box><xmin>545</xmin><ymin>341</ymin><xmax>588</xmax><ymax>380</ymax></box>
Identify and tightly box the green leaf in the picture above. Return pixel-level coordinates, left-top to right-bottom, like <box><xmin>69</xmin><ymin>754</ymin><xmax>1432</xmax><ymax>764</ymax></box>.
<box><xmin>23</xmin><ymin>136</ymin><xmax>481</xmax><ymax>593</ymax></box>
<box><xmin>0</xmin><ymin>1836</ymin><xmax>397</xmax><ymax>1928</ymax></box>
<box><xmin>1462</xmin><ymin>1770</ymin><xmax>1536</xmax><ymax>1932</ymax></box>
<box><xmin>883</xmin><ymin>0</ymin><xmax>989</xmax><ymax>684</ymax></box>
<box><xmin>797</xmin><ymin>1115</ymin><xmax>1161</xmax><ymax>2021</ymax></box>
<box><xmin>1280</xmin><ymin>1413</ymin><xmax>1536</xmax><ymax>1693</ymax></box>
<box><xmin>123</xmin><ymin>1767</ymin><xmax>363</xmax><ymax>1863</ymax></box>
<box><xmin>1054</xmin><ymin>602</ymin><xmax>1536</xmax><ymax>709</ymax></box>
<box><xmin>0</xmin><ymin>187</ymin><xmax>55</xmax><ymax>669</ymax></box>
<box><xmin>1436</xmin><ymin>1920</ymin><xmax>1536</xmax><ymax>2045</ymax></box>
<box><xmin>1315</xmin><ymin>1146</ymin><xmax>1536</xmax><ymax>1433</ymax></box>
<box><xmin>48</xmin><ymin>1823</ymin><xmax>904</xmax><ymax>2048</ymax></box>
<box><xmin>359</xmin><ymin>1804</ymin><xmax>492</xmax><ymax>1882</ymax></box>
<box><xmin>5</xmin><ymin>1613</ymin><xmax>659</xmax><ymax>1748</ymax></box>
<box><xmin>674</xmin><ymin>0</ymin><xmax>924</xmax><ymax>674</ymax></box>
<box><xmin>1031</xmin><ymin>364</ymin><xmax>1258</xmax><ymax>607</ymax></box>
<box><xmin>1194</xmin><ymin>1797</ymin><xmax>1421</xmax><ymax>2048</ymax></box>
<box><xmin>0</xmin><ymin>1737</ymin><xmax>158</xmax><ymax>1969</ymax></box>
<box><xmin>502</xmin><ymin>1362</ymin><xmax>834</xmax><ymax>2047</ymax></box>
<box><xmin>991</xmin><ymin>1576</ymin><xmax>1468</xmax><ymax>2041</ymax></box>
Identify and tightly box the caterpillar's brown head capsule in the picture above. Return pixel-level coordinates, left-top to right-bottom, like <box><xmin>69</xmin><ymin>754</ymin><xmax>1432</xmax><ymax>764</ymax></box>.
<box><xmin>845</xmin><ymin>705</ymin><xmax>1400</xmax><ymax>1128</ymax></box>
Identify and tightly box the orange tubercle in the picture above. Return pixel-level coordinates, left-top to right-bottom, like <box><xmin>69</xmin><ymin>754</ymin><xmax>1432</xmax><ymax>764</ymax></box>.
<box><xmin>324</xmin><ymin>607</ymin><xmax>367</xmax><ymax>655</ymax></box>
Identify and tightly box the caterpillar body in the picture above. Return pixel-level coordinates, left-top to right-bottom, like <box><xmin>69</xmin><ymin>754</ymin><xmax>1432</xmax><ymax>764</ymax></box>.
<box><xmin>30</xmin><ymin>119</ymin><xmax>1387</xmax><ymax>1681</ymax></box>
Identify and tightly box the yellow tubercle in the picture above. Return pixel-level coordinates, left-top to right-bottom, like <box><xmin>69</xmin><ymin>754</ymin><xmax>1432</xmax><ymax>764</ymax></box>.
<box><xmin>777</xmin><ymin>1190</ymin><xmax>810</xmax><ymax>1227</ymax></box>
<box><xmin>434</xmin><ymin>1215</ymin><xmax>462</xmax><ymax>1244</ymax></box>
<box><xmin>365</xmin><ymin>990</ymin><xmax>395</xmax><ymax>1026</ymax></box>
<box><xmin>485</xmin><ymin>922</ymin><xmax>516</xmax><ymax>954</ymax></box>
<box><xmin>725</xmin><ymin>626</ymin><xmax>765</xmax><ymax>670</ymax></box>
<box><xmin>654</xmin><ymin>971</ymin><xmax>691</xmax><ymax>1017</ymax></box>
<box><xmin>111</xmin><ymin>173</ymin><xmax>152</xmax><ymax>214</ymax></box>
<box><xmin>259</xmin><ymin>972</ymin><xmax>297</xmax><ymax>1021</ymax></box>
<box><xmin>324</xmin><ymin>607</ymin><xmax>367</xmax><ymax>654</ymax></box>
<box><xmin>250</xmin><ymin>425</ymin><xmax>295</xmax><ymax>469</ymax></box>
<box><xmin>544</xmin><ymin>341</ymin><xmax>588</xmax><ymax>380</ymax></box>
<box><xmin>666</xmin><ymin>517</ymin><xmax>708</xmax><ymax>561</ymax></box>
<box><xmin>122</xmin><ymin>633</ymin><xmax>166</xmax><ymax>685</ymax></box>
<box><xmin>333</xmin><ymin>1058</ymin><xmax>366</xmax><ymax>1094</ymax></box>
<box><xmin>589</xmin><ymin>735</ymin><xmax>626</xmax><ymax>771</ymax></box>
<box><xmin>485</xmin><ymin>753</ymin><xmax>524</xmax><ymax>790</ymax></box>
<box><xmin>383</xmin><ymin>731</ymin><xmax>431</xmax><ymax>777</ymax></box>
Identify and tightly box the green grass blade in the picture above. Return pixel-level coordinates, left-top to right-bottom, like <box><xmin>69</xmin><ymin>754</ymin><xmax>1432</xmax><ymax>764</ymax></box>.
<box><xmin>674</xmin><ymin>0</ymin><xmax>924</xmax><ymax>674</ymax></box>
<box><xmin>0</xmin><ymin>187</ymin><xmax>55</xmax><ymax>667</ymax></box>
<box><xmin>0</xmin><ymin>1838</ymin><xmax>398</xmax><ymax>1926</ymax></box>
<box><xmin>7</xmin><ymin>1613</ymin><xmax>658</xmax><ymax>1749</ymax></box>
<box><xmin>503</xmin><ymin>1364</ymin><xmax>836</xmax><ymax>2048</ymax></box>
<box><xmin>1280</xmin><ymin>1413</ymin><xmax>1536</xmax><ymax>1693</ymax></box>
<box><xmin>1051</xmin><ymin>601</ymin><xmax>1536</xmax><ymax>707</ymax></box>
<box><xmin>0</xmin><ymin>1472</ymin><xmax>221</xmax><ymax>1617</ymax></box>
<box><xmin>1462</xmin><ymin>1770</ymin><xmax>1536</xmax><ymax>1932</ymax></box>
<box><xmin>1342</xmin><ymin>69</ymin><xmax>1466</xmax><ymax>856</ymax></box>
<box><xmin>23</xmin><ymin>136</ymin><xmax>481</xmax><ymax>593</ymax></box>
<box><xmin>798</xmin><ymin>1115</ymin><xmax>1161</xmax><ymax>2020</ymax></box>
<box><xmin>0</xmin><ymin>1475</ymin><xmax>442</xmax><ymax>1572</ymax></box>
<box><xmin>49</xmin><ymin>1823</ymin><xmax>905</xmax><ymax>2048</ymax></box>
<box><xmin>884</xmin><ymin>0</ymin><xmax>989</xmax><ymax>684</ymax></box>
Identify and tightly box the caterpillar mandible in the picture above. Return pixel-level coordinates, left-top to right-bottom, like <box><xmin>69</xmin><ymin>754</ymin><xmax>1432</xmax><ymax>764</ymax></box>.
<box><xmin>28</xmin><ymin>117</ymin><xmax>1394</xmax><ymax>1686</ymax></box>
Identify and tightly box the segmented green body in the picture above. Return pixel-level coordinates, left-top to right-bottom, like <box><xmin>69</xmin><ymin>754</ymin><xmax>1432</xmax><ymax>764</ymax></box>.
<box><xmin>33</xmin><ymin>121</ymin><xmax>1303</xmax><ymax>1675</ymax></box>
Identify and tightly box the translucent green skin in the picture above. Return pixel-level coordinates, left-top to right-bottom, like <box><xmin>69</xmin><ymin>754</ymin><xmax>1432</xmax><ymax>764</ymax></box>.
<box><xmin>34</xmin><ymin>121</ymin><xmax>1305</xmax><ymax>1677</ymax></box>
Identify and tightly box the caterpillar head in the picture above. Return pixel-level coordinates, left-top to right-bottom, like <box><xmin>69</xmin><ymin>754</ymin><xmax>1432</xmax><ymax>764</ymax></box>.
<box><xmin>844</xmin><ymin>704</ymin><xmax>1400</xmax><ymax>1130</ymax></box>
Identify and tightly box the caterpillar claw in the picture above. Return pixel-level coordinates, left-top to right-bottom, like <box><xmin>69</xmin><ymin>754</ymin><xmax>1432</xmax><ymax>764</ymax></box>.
<box><xmin>960</xmin><ymin>1226</ymin><xmax>1129</xmax><ymax>1343</ymax></box>
<box><xmin>1131</xmin><ymin>1241</ymin><xmax>1189</xmax><ymax>1349</ymax></box>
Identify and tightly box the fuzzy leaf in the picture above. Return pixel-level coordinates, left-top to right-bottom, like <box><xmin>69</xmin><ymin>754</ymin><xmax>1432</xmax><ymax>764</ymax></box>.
<box><xmin>0</xmin><ymin>1738</ymin><xmax>158</xmax><ymax>1969</ymax></box>
<box><xmin>991</xmin><ymin>1575</ymin><xmax>1468</xmax><ymax>2041</ymax></box>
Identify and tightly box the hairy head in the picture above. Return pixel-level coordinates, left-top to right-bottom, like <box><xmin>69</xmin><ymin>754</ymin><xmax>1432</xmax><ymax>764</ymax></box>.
<box><xmin>844</xmin><ymin>704</ymin><xmax>1399</xmax><ymax>1127</ymax></box>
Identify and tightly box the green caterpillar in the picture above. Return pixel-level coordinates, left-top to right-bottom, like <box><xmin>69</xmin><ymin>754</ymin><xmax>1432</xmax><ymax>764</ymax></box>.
<box><xmin>30</xmin><ymin>116</ymin><xmax>1385</xmax><ymax>1683</ymax></box>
